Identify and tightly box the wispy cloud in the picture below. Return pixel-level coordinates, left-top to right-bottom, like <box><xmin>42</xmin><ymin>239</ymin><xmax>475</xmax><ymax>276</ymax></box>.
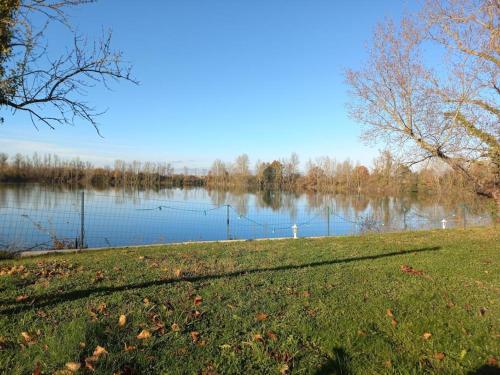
<box><xmin>0</xmin><ymin>138</ymin><xmax>118</xmax><ymax>166</ymax></box>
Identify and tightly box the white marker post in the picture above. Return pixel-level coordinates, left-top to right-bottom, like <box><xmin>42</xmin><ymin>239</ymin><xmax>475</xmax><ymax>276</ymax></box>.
<box><xmin>292</xmin><ymin>224</ymin><xmax>298</xmax><ymax>239</ymax></box>
<box><xmin>441</xmin><ymin>219</ymin><xmax>447</xmax><ymax>229</ymax></box>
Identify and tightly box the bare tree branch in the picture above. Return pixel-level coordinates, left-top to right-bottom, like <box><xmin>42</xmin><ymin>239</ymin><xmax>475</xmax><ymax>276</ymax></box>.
<box><xmin>0</xmin><ymin>0</ymin><xmax>137</xmax><ymax>132</ymax></box>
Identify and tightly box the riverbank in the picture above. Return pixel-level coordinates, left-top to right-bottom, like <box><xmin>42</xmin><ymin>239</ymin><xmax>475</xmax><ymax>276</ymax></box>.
<box><xmin>0</xmin><ymin>227</ymin><xmax>498</xmax><ymax>374</ymax></box>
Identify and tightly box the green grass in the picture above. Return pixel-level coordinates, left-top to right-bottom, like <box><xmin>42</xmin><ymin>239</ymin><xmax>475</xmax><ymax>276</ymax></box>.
<box><xmin>0</xmin><ymin>227</ymin><xmax>499</xmax><ymax>374</ymax></box>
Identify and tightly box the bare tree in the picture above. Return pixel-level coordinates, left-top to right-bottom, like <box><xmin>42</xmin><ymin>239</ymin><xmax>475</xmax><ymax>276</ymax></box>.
<box><xmin>233</xmin><ymin>153</ymin><xmax>250</xmax><ymax>184</ymax></box>
<box><xmin>346</xmin><ymin>0</ymin><xmax>499</xmax><ymax>211</ymax></box>
<box><xmin>0</xmin><ymin>0</ymin><xmax>137</xmax><ymax>133</ymax></box>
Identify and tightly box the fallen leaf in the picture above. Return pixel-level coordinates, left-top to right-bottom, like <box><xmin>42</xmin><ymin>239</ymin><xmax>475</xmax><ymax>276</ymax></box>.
<box><xmin>219</xmin><ymin>344</ymin><xmax>231</xmax><ymax>350</ymax></box>
<box><xmin>391</xmin><ymin>318</ymin><xmax>398</xmax><ymax>327</ymax></box>
<box><xmin>384</xmin><ymin>360</ymin><xmax>392</xmax><ymax>368</ymax></box>
<box><xmin>434</xmin><ymin>352</ymin><xmax>446</xmax><ymax>361</ymax></box>
<box><xmin>21</xmin><ymin>332</ymin><xmax>34</xmax><ymax>343</ymax></box>
<box><xmin>97</xmin><ymin>303</ymin><xmax>106</xmax><ymax>313</ymax></box>
<box><xmin>194</xmin><ymin>296</ymin><xmax>203</xmax><ymax>306</ymax></box>
<box><xmin>65</xmin><ymin>362</ymin><xmax>81</xmax><ymax>372</ymax></box>
<box><xmin>171</xmin><ymin>323</ymin><xmax>180</xmax><ymax>332</ymax></box>
<box><xmin>137</xmin><ymin>330</ymin><xmax>151</xmax><ymax>340</ymax></box>
<box><xmin>423</xmin><ymin>332</ymin><xmax>432</xmax><ymax>340</ymax></box>
<box><xmin>94</xmin><ymin>271</ymin><xmax>105</xmax><ymax>283</ymax></box>
<box><xmin>479</xmin><ymin>307</ymin><xmax>487</xmax><ymax>316</ymax></box>
<box><xmin>267</xmin><ymin>331</ymin><xmax>278</xmax><ymax>341</ymax></box>
<box><xmin>386</xmin><ymin>309</ymin><xmax>394</xmax><ymax>318</ymax></box>
<box><xmin>33</xmin><ymin>362</ymin><xmax>42</xmax><ymax>375</ymax></box>
<box><xmin>84</xmin><ymin>357</ymin><xmax>97</xmax><ymax>371</ymax></box>
<box><xmin>303</xmin><ymin>291</ymin><xmax>311</xmax><ymax>297</ymax></box>
<box><xmin>143</xmin><ymin>298</ymin><xmax>150</xmax><ymax>307</ymax></box>
<box><xmin>16</xmin><ymin>295</ymin><xmax>28</xmax><ymax>302</ymax></box>
<box><xmin>190</xmin><ymin>331</ymin><xmax>200</xmax><ymax>343</ymax></box>
<box><xmin>256</xmin><ymin>312</ymin><xmax>269</xmax><ymax>321</ymax></box>
<box><xmin>401</xmin><ymin>264</ymin><xmax>424</xmax><ymax>276</ymax></box>
<box><xmin>93</xmin><ymin>345</ymin><xmax>108</xmax><ymax>358</ymax></box>
<box><xmin>118</xmin><ymin>314</ymin><xmax>127</xmax><ymax>327</ymax></box>
<box><xmin>486</xmin><ymin>357</ymin><xmax>498</xmax><ymax>367</ymax></box>
<box><xmin>253</xmin><ymin>333</ymin><xmax>264</xmax><ymax>342</ymax></box>
<box><xmin>175</xmin><ymin>269</ymin><xmax>182</xmax><ymax>277</ymax></box>
<box><xmin>279</xmin><ymin>363</ymin><xmax>289</xmax><ymax>374</ymax></box>
<box><xmin>124</xmin><ymin>343</ymin><xmax>136</xmax><ymax>352</ymax></box>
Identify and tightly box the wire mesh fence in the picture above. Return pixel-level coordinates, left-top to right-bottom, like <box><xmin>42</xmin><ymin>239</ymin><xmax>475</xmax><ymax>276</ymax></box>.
<box><xmin>0</xmin><ymin>189</ymin><xmax>492</xmax><ymax>253</ymax></box>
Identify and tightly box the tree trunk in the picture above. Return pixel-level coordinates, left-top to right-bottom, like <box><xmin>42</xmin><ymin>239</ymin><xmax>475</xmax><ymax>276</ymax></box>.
<box><xmin>492</xmin><ymin>187</ymin><xmax>500</xmax><ymax>221</ymax></box>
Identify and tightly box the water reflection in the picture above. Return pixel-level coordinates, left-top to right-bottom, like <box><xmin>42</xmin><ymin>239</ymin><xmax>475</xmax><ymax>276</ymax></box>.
<box><xmin>0</xmin><ymin>184</ymin><xmax>492</xmax><ymax>251</ymax></box>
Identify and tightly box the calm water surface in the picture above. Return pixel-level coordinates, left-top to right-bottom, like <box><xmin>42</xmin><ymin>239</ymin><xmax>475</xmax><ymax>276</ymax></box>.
<box><xmin>0</xmin><ymin>184</ymin><xmax>492</xmax><ymax>251</ymax></box>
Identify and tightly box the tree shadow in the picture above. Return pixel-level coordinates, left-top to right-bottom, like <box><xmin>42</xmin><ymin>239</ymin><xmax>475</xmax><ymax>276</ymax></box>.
<box><xmin>315</xmin><ymin>347</ymin><xmax>352</xmax><ymax>375</ymax></box>
<box><xmin>468</xmin><ymin>365</ymin><xmax>500</xmax><ymax>375</ymax></box>
<box><xmin>0</xmin><ymin>246</ymin><xmax>440</xmax><ymax>315</ymax></box>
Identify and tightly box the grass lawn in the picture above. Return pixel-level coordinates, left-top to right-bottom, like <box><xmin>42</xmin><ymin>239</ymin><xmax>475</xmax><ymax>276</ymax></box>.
<box><xmin>0</xmin><ymin>227</ymin><xmax>499</xmax><ymax>374</ymax></box>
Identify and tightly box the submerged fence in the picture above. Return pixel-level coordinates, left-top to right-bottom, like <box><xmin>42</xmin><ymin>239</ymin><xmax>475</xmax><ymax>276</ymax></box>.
<box><xmin>0</xmin><ymin>190</ymin><xmax>492</xmax><ymax>252</ymax></box>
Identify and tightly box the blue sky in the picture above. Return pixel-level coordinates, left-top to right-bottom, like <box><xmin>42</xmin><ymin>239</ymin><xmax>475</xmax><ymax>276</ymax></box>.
<box><xmin>0</xmin><ymin>0</ymin><xmax>416</xmax><ymax>170</ymax></box>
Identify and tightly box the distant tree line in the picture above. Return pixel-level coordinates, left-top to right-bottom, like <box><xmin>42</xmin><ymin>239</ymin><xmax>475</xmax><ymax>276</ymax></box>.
<box><xmin>0</xmin><ymin>151</ymin><xmax>482</xmax><ymax>196</ymax></box>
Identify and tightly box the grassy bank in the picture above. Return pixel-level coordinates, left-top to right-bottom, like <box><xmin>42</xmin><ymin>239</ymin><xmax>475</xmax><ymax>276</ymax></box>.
<box><xmin>0</xmin><ymin>228</ymin><xmax>498</xmax><ymax>374</ymax></box>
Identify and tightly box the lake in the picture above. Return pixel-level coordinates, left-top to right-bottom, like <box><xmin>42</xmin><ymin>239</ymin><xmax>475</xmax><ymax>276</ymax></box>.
<box><xmin>0</xmin><ymin>184</ymin><xmax>492</xmax><ymax>252</ymax></box>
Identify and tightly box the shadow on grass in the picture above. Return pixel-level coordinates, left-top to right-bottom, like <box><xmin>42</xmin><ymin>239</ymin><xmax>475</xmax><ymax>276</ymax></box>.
<box><xmin>468</xmin><ymin>365</ymin><xmax>500</xmax><ymax>375</ymax></box>
<box><xmin>315</xmin><ymin>347</ymin><xmax>352</xmax><ymax>375</ymax></box>
<box><xmin>0</xmin><ymin>246</ymin><xmax>440</xmax><ymax>315</ymax></box>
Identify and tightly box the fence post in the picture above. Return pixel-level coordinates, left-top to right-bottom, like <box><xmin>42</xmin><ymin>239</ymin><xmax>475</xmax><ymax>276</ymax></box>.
<box><xmin>80</xmin><ymin>191</ymin><xmax>85</xmax><ymax>249</ymax></box>
<box><xmin>226</xmin><ymin>204</ymin><xmax>230</xmax><ymax>240</ymax></box>
<box><xmin>327</xmin><ymin>206</ymin><xmax>330</xmax><ymax>236</ymax></box>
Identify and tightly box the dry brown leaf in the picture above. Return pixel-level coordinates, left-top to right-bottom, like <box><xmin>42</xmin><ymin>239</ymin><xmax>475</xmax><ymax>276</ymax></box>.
<box><xmin>93</xmin><ymin>345</ymin><xmax>108</xmax><ymax>358</ymax></box>
<box><xmin>175</xmin><ymin>269</ymin><xmax>182</xmax><ymax>277</ymax></box>
<box><xmin>256</xmin><ymin>312</ymin><xmax>269</xmax><ymax>321</ymax></box>
<box><xmin>279</xmin><ymin>363</ymin><xmax>289</xmax><ymax>374</ymax></box>
<box><xmin>423</xmin><ymin>332</ymin><xmax>432</xmax><ymax>340</ymax></box>
<box><xmin>267</xmin><ymin>331</ymin><xmax>278</xmax><ymax>341</ymax></box>
<box><xmin>190</xmin><ymin>331</ymin><xmax>200</xmax><ymax>343</ymax></box>
<box><xmin>194</xmin><ymin>295</ymin><xmax>203</xmax><ymax>306</ymax></box>
<box><xmin>32</xmin><ymin>362</ymin><xmax>42</xmax><ymax>375</ymax></box>
<box><xmin>434</xmin><ymin>352</ymin><xmax>446</xmax><ymax>361</ymax></box>
<box><xmin>94</xmin><ymin>271</ymin><xmax>105</xmax><ymax>283</ymax></box>
<box><xmin>303</xmin><ymin>291</ymin><xmax>311</xmax><ymax>297</ymax></box>
<box><xmin>21</xmin><ymin>332</ymin><xmax>34</xmax><ymax>343</ymax></box>
<box><xmin>16</xmin><ymin>295</ymin><xmax>28</xmax><ymax>302</ymax></box>
<box><xmin>118</xmin><ymin>314</ymin><xmax>127</xmax><ymax>327</ymax></box>
<box><xmin>386</xmin><ymin>309</ymin><xmax>394</xmax><ymax>318</ymax></box>
<box><xmin>391</xmin><ymin>318</ymin><xmax>398</xmax><ymax>327</ymax></box>
<box><xmin>401</xmin><ymin>264</ymin><xmax>424</xmax><ymax>276</ymax></box>
<box><xmin>65</xmin><ymin>362</ymin><xmax>81</xmax><ymax>372</ymax></box>
<box><xmin>97</xmin><ymin>303</ymin><xmax>106</xmax><ymax>313</ymax></box>
<box><xmin>124</xmin><ymin>343</ymin><xmax>136</xmax><ymax>352</ymax></box>
<box><xmin>84</xmin><ymin>357</ymin><xmax>97</xmax><ymax>371</ymax></box>
<box><xmin>143</xmin><ymin>298</ymin><xmax>150</xmax><ymax>307</ymax></box>
<box><xmin>137</xmin><ymin>330</ymin><xmax>151</xmax><ymax>340</ymax></box>
<box><xmin>253</xmin><ymin>333</ymin><xmax>264</xmax><ymax>342</ymax></box>
<box><xmin>171</xmin><ymin>323</ymin><xmax>180</xmax><ymax>332</ymax></box>
<box><xmin>486</xmin><ymin>357</ymin><xmax>498</xmax><ymax>367</ymax></box>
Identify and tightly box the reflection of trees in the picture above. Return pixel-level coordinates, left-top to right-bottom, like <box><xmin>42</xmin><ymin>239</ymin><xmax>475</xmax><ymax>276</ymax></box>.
<box><xmin>0</xmin><ymin>185</ymin><xmax>493</xmax><ymax>233</ymax></box>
